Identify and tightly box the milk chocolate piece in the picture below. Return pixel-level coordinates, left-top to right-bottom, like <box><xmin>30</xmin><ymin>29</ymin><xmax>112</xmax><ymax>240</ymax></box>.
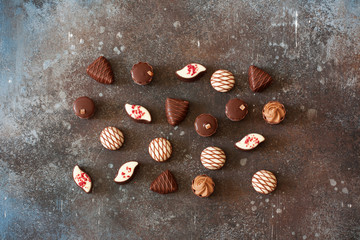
<box><xmin>192</xmin><ymin>175</ymin><xmax>215</xmax><ymax>198</ymax></box>
<box><xmin>165</xmin><ymin>98</ymin><xmax>189</xmax><ymax>126</ymax></box>
<box><xmin>125</xmin><ymin>103</ymin><xmax>151</xmax><ymax>123</ymax></box>
<box><xmin>150</xmin><ymin>170</ymin><xmax>178</xmax><ymax>194</ymax></box>
<box><xmin>252</xmin><ymin>170</ymin><xmax>277</xmax><ymax>194</ymax></box>
<box><xmin>262</xmin><ymin>101</ymin><xmax>286</xmax><ymax>124</ymax></box>
<box><xmin>194</xmin><ymin>114</ymin><xmax>218</xmax><ymax>137</ymax></box>
<box><xmin>248</xmin><ymin>65</ymin><xmax>272</xmax><ymax>92</ymax></box>
<box><xmin>73</xmin><ymin>96</ymin><xmax>95</xmax><ymax>119</ymax></box>
<box><xmin>114</xmin><ymin>161</ymin><xmax>139</xmax><ymax>184</ymax></box>
<box><xmin>225</xmin><ymin>98</ymin><xmax>248</xmax><ymax>121</ymax></box>
<box><xmin>86</xmin><ymin>56</ymin><xmax>114</xmax><ymax>84</ymax></box>
<box><xmin>176</xmin><ymin>63</ymin><xmax>206</xmax><ymax>82</ymax></box>
<box><xmin>131</xmin><ymin>62</ymin><xmax>153</xmax><ymax>85</ymax></box>
<box><xmin>73</xmin><ymin>165</ymin><xmax>92</xmax><ymax>193</ymax></box>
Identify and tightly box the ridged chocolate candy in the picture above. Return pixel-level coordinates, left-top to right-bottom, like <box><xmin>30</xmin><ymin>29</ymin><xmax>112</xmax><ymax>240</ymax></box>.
<box><xmin>87</xmin><ymin>56</ymin><xmax>114</xmax><ymax>84</ymax></box>
<box><xmin>150</xmin><ymin>170</ymin><xmax>178</xmax><ymax>194</ymax></box>
<box><xmin>165</xmin><ymin>98</ymin><xmax>189</xmax><ymax>126</ymax></box>
<box><xmin>192</xmin><ymin>175</ymin><xmax>215</xmax><ymax>198</ymax></box>
<box><xmin>248</xmin><ymin>65</ymin><xmax>272</xmax><ymax>92</ymax></box>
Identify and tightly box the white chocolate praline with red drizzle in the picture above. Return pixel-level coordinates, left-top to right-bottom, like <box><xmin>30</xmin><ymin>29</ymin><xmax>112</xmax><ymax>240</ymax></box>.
<box><xmin>73</xmin><ymin>165</ymin><xmax>92</xmax><ymax>193</ymax></box>
<box><xmin>210</xmin><ymin>69</ymin><xmax>235</xmax><ymax>92</ymax></box>
<box><xmin>235</xmin><ymin>133</ymin><xmax>265</xmax><ymax>150</ymax></box>
<box><xmin>200</xmin><ymin>146</ymin><xmax>226</xmax><ymax>170</ymax></box>
<box><xmin>148</xmin><ymin>137</ymin><xmax>172</xmax><ymax>162</ymax></box>
<box><xmin>176</xmin><ymin>63</ymin><xmax>206</xmax><ymax>79</ymax></box>
<box><xmin>114</xmin><ymin>161</ymin><xmax>139</xmax><ymax>183</ymax></box>
<box><xmin>125</xmin><ymin>104</ymin><xmax>151</xmax><ymax>123</ymax></box>
<box><xmin>252</xmin><ymin>170</ymin><xmax>277</xmax><ymax>194</ymax></box>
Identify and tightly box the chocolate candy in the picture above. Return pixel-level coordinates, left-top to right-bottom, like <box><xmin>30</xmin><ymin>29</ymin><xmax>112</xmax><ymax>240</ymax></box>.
<box><xmin>194</xmin><ymin>114</ymin><xmax>218</xmax><ymax>137</ymax></box>
<box><xmin>235</xmin><ymin>133</ymin><xmax>265</xmax><ymax>150</ymax></box>
<box><xmin>252</xmin><ymin>170</ymin><xmax>277</xmax><ymax>194</ymax></box>
<box><xmin>150</xmin><ymin>170</ymin><xmax>178</xmax><ymax>194</ymax></box>
<box><xmin>200</xmin><ymin>147</ymin><xmax>226</xmax><ymax>170</ymax></box>
<box><xmin>87</xmin><ymin>56</ymin><xmax>114</xmax><ymax>84</ymax></box>
<box><xmin>100</xmin><ymin>127</ymin><xmax>124</xmax><ymax>150</ymax></box>
<box><xmin>73</xmin><ymin>96</ymin><xmax>95</xmax><ymax>119</ymax></box>
<box><xmin>165</xmin><ymin>98</ymin><xmax>189</xmax><ymax>126</ymax></box>
<box><xmin>210</xmin><ymin>70</ymin><xmax>235</xmax><ymax>92</ymax></box>
<box><xmin>114</xmin><ymin>161</ymin><xmax>139</xmax><ymax>184</ymax></box>
<box><xmin>225</xmin><ymin>98</ymin><xmax>248</xmax><ymax>121</ymax></box>
<box><xmin>131</xmin><ymin>62</ymin><xmax>153</xmax><ymax>85</ymax></box>
<box><xmin>176</xmin><ymin>63</ymin><xmax>206</xmax><ymax>82</ymax></box>
<box><xmin>125</xmin><ymin>103</ymin><xmax>151</xmax><ymax>123</ymax></box>
<box><xmin>192</xmin><ymin>175</ymin><xmax>215</xmax><ymax>198</ymax></box>
<box><xmin>262</xmin><ymin>101</ymin><xmax>286</xmax><ymax>124</ymax></box>
<box><xmin>248</xmin><ymin>65</ymin><xmax>272</xmax><ymax>92</ymax></box>
<box><xmin>148</xmin><ymin>138</ymin><xmax>172</xmax><ymax>162</ymax></box>
<box><xmin>73</xmin><ymin>165</ymin><xmax>92</xmax><ymax>193</ymax></box>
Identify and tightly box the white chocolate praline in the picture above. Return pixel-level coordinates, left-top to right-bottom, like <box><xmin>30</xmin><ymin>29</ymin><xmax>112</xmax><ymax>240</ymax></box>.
<box><xmin>235</xmin><ymin>133</ymin><xmax>265</xmax><ymax>150</ymax></box>
<box><xmin>210</xmin><ymin>70</ymin><xmax>235</xmax><ymax>92</ymax></box>
<box><xmin>125</xmin><ymin>104</ymin><xmax>151</xmax><ymax>122</ymax></box>
<box><xmin>114</xmin><ymin>161</ymin><xmax>139</xmax><ymax>183</ymax></box>
<box><xmin>73</xmin><ymin>165</ymin><xmax>92</xmax><ymax>193</ymax></box>
<box><xmin>176</xmin><ymin>63</ymin><xmax>206</xmax><ymax>79</ymax></box>
<box><xmin>100</xmin><ymin>127</ymin><xmax>124</xmax><ymax>150</ymax></box>
<box><xmin>148</xmin><ymin>138</ymin><xmax>172</xmax><ymax>162</ymax></box>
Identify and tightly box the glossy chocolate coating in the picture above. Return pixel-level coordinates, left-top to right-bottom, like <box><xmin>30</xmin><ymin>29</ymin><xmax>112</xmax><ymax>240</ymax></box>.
<box><xmin>194</xmin><ymin>114</ymin><xmax>218</xmax><ymax>137</ymax></box>
<box><xmin>131</xmin><ymin>62</ymin><xmax>153</xmax><ymax>85</ymax></box>
<box><xmin>73</xmin><ymin>96</ymin><xmax>95</xmax><ymax>119</ymax></box>
<box><xmin>225</xmin><ymin>98</ymin><xmax>248</xmax><ymax>121</ymax></box>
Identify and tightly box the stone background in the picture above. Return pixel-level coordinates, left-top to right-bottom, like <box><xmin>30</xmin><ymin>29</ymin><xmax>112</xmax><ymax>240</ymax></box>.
<box><xmin>0</xmin><ymin>0</ymin><xmax>359</xmax><ymax>239</ymax></box>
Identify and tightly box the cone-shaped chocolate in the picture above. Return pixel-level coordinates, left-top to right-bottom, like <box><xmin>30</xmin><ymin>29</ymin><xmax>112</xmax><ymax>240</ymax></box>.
<box><xmin>150</xmin><ymin>170</ymin><xmax>178</xmax><ymax>194</ymax></box>
<box><xmin>165</xmin><ymin>98</ymin><xmax>189</xmax><ymax>126</ymax></box>
<box><xmin>87</xmin><ymin>56</ymin><xmax>114</xmax><ymax>84</ymax></box>
<box><xmin>248</xmin><ymin>65</ymin><xmax>272</xmax><ymax>92</ymax></box>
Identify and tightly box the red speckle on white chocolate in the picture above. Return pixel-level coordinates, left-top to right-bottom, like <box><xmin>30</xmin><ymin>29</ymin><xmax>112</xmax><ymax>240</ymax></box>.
<box><xmin>236</xmin><ymin>133</ymin><xmax>265</xmax><ymax>150</ymax></box>
<box><xmin>114</xmin><ymin>161</ymin><xmax>139</xmax><ymax>183</ymax></box>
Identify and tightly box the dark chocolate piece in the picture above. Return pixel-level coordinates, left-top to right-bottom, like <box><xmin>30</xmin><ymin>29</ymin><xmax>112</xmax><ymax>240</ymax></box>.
<box><xmin>165</xmin><ymin>98</ymin><xmax>189</xmax><ymax>126</ymax></box>
<box><xmin>175</xmin><ymin>63</ymin><xmax>206</xmax><ymax>82</ymax></box>
<box><xmin>225</xmin><ymin>98</ymin><xmax>248</xmax><ymax>121</ymax></box>
<box><xmin>150</xmin><ymin>170</ymin><xmax>178</xmax><ymax>194</ymax></box>
<box><xmin>248</xmin><ymin>65</ymin><xmax>272</xmax><ymax>92</ymax></box>
<box><xmin>86</xmin><ymin>56</ymin><xmax>114</xmax><ymax>84</ymax></box>
<box><xmin>73</xmin><ymin>96</ymin><xmax>95</xmax><ymax>119</ymax></box>
<box><xmin>194</xmin><ymin>114</ymin><xmax>218</xmax><ymax>137</ymax></box>
<box><xmin>131</xmin><ymin>62</ymin><xmax>153</xmax><ymax>85</ymax></box>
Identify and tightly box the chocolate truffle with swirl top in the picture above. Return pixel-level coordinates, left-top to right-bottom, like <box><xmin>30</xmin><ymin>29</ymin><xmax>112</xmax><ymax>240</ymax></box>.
<box><xmin>262</xmin><ymin>101</ymin><xmax>286</xmax><ymax>124</ymax></box>
<box><xmin>191</xmin><ymin>175</ymin><xmax>215</xmax><ymax>198</ymax></box>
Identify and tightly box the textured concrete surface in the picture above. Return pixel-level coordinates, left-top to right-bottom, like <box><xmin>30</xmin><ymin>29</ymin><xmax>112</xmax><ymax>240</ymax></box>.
<box><xmin>0</xmin><ymin>0</ymin><xmax>359</xmax><ymax>239</ymax></box>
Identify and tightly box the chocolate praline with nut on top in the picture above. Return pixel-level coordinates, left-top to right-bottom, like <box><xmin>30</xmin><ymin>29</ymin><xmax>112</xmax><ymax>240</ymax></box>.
<box><xmin>73</xmin><ymin>96</ymin><xmax>95</xmax><ymax>119</ymax></box>
<box><xmin>194</xmin><ymin>114</ymin><xmax>218</xmax><ymax>137</ymax></box>
<box><xmin>225</xmin><ymin>98</ymin><xmax>248</xmax><ymax>121</ymax></box>
<box><xmin>131</xmin><ymin>62</ymin><xmax>153</xmax><ymax>85</ymax></box>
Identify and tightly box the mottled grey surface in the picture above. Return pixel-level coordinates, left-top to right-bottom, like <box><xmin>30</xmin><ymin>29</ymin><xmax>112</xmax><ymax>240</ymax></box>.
<box><xmin>0</xmin><ymin>0</ymin><xmax>359</xmax><ymax>239</ymax></box>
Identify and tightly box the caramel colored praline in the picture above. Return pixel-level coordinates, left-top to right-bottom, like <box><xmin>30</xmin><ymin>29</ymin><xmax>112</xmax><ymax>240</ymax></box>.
<box><xmin>191</xmin><ymin>175</ymin><xmax>215</xmax><ymax>198</ymax></box>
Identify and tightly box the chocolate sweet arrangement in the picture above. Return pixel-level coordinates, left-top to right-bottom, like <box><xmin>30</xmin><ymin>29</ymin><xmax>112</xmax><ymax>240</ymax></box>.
<box><xmin>71</xmin><ymin>58</ymin><xmax>287</xmax><ymax>198</ymax></box>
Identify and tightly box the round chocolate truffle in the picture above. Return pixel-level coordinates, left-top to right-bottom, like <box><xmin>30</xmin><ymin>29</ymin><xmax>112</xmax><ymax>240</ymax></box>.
<box><xmin>73</xmin><ymin>96</ymin><xmax>95</xmax><ymax>119</ymax></box>
<box><xmin>192</xmin><ymin>175</ymin><xmax>215</xmax><ymax>198</ymax></box>
<box><xmin>194</xmin><ymin>114</ymin><xmax>218</xmax><ymax>137</ymax></box>
<box><xmin>262</xmin><ymin>101</ymin><xmax>286</xmax><ymax>124</ymax></box>
<box><xmin>225</xmin><ymin>98</ymin><xmax>248</xmax><ymax>121</ymax></box>
<box><xmin>131</xmin><ymin>62</ymin><xmax>153</xmax><ymax>85</ymax></box>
